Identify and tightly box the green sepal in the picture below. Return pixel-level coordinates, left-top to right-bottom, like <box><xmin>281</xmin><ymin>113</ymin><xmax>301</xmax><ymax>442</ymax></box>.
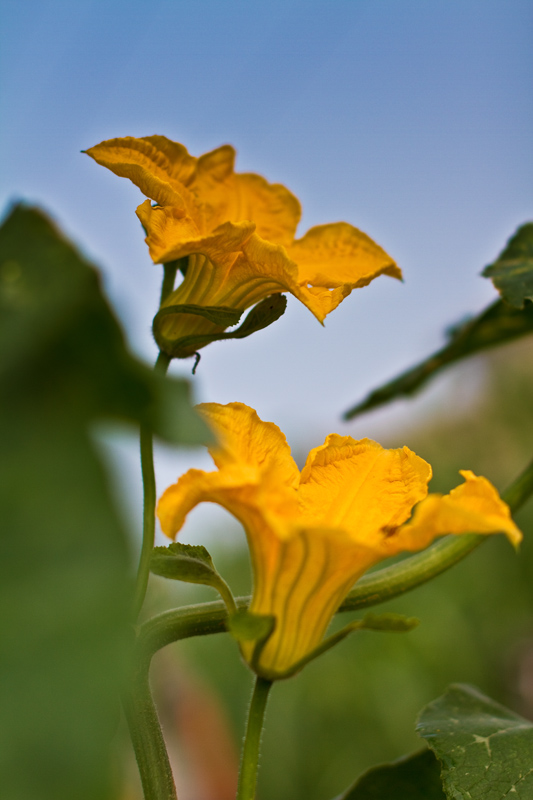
<box><xmin>482</xmin><ymin>221</ymin><xmax>533</xmax><ymax>308</ymax></box>
<box><xmin>261</xmin><ymin>612</ymin><xmax>418</xmax><ymax>681</ymax></box>
<box><xmin>228</xmin><ymin>608</ymin><xmax>276</xmax><ymax>644</ymax></box>
<box><xmin>154</xmin><ymin>303</ymin><xmax>243</xmax><ymax>328</ymax></box>
<box><xmin>152</xmin><ymin>293</ymin><xmax>287</xmax><ymax>358</ymax></box>
<box><xmin>359</xmin><ymin>611</ymin><xmax>419</xmax><ymax>632</ymax></box>
<box><xmin>150</xmin><ymin>542</ymin><xmax>237</xmax><ymax>613</ymax></box>
<box><xmin>334</xmin><ymin>748</ymin><xmax>445</xmax><ymax>799</ymax></box>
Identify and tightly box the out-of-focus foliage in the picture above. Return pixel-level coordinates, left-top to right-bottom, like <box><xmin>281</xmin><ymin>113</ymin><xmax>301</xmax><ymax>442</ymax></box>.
<box><xmin>0</xmin><ymin>205</ymin><xmax>204</xmax><ymax>800</ymax></box>
<box><xmin>344</xmin><ymin>222</ymin><xmax>533</xmax><ymax>420</ymax></box>
<box><xmin>483</xmin><ymin>222</ymin><xmax>533</xmax><ymax>308</ymax></box>
<box><xmin>145</xmin><ymin>334</ymin><xmax>533</xmax><ymax>800</ymax></box>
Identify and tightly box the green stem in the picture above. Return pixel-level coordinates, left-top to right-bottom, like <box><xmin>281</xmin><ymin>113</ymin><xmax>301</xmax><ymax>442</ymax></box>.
<box><xmin>127</xmin><ymin>264</ymin><xmax>181</xmax><ymax>800</ymax></box>
<box><xmin>123</xmin><ymin>658</ymin><xmax>177</xmax><ymax>800</ymax></box>
<box><xmin>136</xmin><ymin>456</ymin><xmax>533</xmax><ymax>658</ymax></box>
<box><xmin>236</xmin><ymin>677</ymin><xmax>272</xmax><ymax>800</ymax></box>
<box><xmin>133</xmin><ymin>351</ymin><xmax>171</xmax><ymax>620</ymax></box>
<box><xmin>160</xmin><ymin>259</ymin><xmax>185</xmax><ymax>305</ymax></box>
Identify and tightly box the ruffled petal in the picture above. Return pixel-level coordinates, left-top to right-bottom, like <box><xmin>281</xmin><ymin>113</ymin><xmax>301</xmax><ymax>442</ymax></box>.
<box><xmin>288</xmin><ymin>222</ymin><xmax>402</xmax><ymax>287</ymax></box>
<box><xmin>85</xmin><ymin>136</ymin><xmax>195</xmax><ymax>206</ymax></box>
<box><xmin>298</xmin><ymin>435</ymin><xmax>431</xmax><ymax>546</ymax></box>
<box><xmin>229</xmin><ymin>174</ymin><xmax>301</xmax><ymax>247</ymax></box>
<box><xmin>236</xmin><ymin>228</ymin><xmax>401</xmax><ymax>324</ymax></box>
<box><xmin>386</xmin><ymin>470</ymin><xmax>522</xmax><ymax>553</ymax></box>
<box><xmin>157</xmin><ymin>465</ymin><xmax>271</xmax><ymax>540</ymax></box>
<box><xmin>198</xmin><ymin>403</ymin><xmax>300</xmax><ymax>489</ymax></box>
<box><xmin>137</xmin><ymin>201</ymin><xmax>254</xmax><ymax>265</ymax></box>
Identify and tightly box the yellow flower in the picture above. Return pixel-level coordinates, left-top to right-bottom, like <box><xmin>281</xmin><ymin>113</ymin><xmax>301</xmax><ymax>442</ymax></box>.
<box><xmin>157</xmin><ymin>403</ymin><xmax>522</xmax><ymax>680</ymax></box>
<box><xmin>85</xmin><ymin>136</ymin><xmax>401</xmax><ymax>355</ymax></box>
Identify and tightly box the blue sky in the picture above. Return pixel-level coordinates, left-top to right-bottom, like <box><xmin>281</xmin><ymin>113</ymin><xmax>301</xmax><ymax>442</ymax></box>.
<box><xmin>1</xmin><ymin>0</ymin><xmax>531</xmax><ymax>540</ymax></box>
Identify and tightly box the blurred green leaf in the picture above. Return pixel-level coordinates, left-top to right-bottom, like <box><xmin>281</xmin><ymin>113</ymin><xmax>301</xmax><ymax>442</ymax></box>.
<box><xmin>153</xmin><ymin>293</ymin><xmax>287</xmax><ymax>358</ymax></box>
<box><xmin>344</xmin><ymin>300</ymin><xmax>533</xmax><ymax>419</ymax></box>
<box><xmin>359</xmin><ymin>612</ymin><xmax>419</xmax><ymax>632</ymax></box>
<box><xmin>0</xmin><ymin>203</ymin><xmax>209</xmax><ymax>443</ymax></box>
<box><xmin>335</xmin><ymin>749</ymin><xmax>445</xmax><ymax>799</ymax></box>
<box><xmin>417</xmin><ymin>684</ymin><xmax>533</xmax><ymax>799</ymax></box>
<box><xmin>482</xmin><ymin>222</ymin><xmax>533</xmax><ymax>308</ymax></box>
<box><xmin>0</xmin><ymin>203</ymin><xmax>203</xmax><ymax>800</ymax></box>
<box><xmin>151</xmin><ymin>541</ymin><xmax>219</xmax><ymax>583</ymax></box>
<box><xmin>344</xmin><ymin>223</ymin><xmax>533</xmax><ymax>420</ymax></box>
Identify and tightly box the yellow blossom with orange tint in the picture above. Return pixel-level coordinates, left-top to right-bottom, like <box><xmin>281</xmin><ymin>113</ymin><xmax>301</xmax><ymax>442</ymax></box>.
<box><xmin>85</xmin><ymin>136</ymin><xmax>401</xmax><ymax>356</ymax></box>
<box><xmin>157</xmin><ymin>403</ymin><xmax>522</xmax><ymax>680</ymax></box>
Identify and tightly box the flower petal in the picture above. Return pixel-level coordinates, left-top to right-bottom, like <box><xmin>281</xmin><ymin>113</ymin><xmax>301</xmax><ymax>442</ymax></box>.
<box><xmin>288</xmin><ymin>222</ymin><xmax>402</xmax><ymax>287</ymax></box>
<box><xmin>235</xmin><ymin>227</ymin><xmax>402</xmax><ymax>324</ymax></box>
<box><xmin>198</xmin><ymin>403</ymin><xmax>300</xmax><ymax>489</ymax></box>
<box><xmin>137</xmin><ymin>201</ymin><xmax>254</xmax><ymax>265</ymax></box>
<box><xmin>85</xmin><ymin>136</ymin><xmax>195</xmax><ymax>206</ymax></box>
<box><xmin>388</xmin><ymin>470</ymin><xmax>522</xmax><ymax>553</ymax></box>
<box><xmin>162</xmin><ymin>234</ymin><xmax>302</xmax><ymax>314</ymax></box>
<box><xmin>245</xmin><ymin>525</ymin><xmax>379</xmax><ymax>677</ymax></box>
<box><xmin>229</xmin><ymin>174</ymin><xmax>301</xmax><ymax>247</ymax></box>
<box><xmin>298</xmin><ymin>435</ymin><xmax>432</xmax><ymax>544</ymax></box>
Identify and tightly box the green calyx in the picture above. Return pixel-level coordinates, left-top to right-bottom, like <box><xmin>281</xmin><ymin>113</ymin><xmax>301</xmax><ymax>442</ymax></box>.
<box><xmin>152</xmin><ymin>294</ymin><xmax>287</xmax><ymax>359</ymax></box>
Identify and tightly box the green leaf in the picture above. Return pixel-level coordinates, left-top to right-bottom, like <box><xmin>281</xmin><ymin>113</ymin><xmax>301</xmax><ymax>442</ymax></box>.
<box><xmin>150</xmin><ymin>542</ymin><xmax>237</xmax><ymax>612</ymax></box>
<box><xmin>343</xmin><ymin>223</ymin><xmax>533</xmax><ymax>420</ymax></box>
<box><xmin>335</xmin><ymin>749</ymin><xmax>445</xmax><ymax>799</ymax></box>
<box><xmin>482</xmin><ymin>222</ymin><xmax>533</xmax><ymax>308</ymax></box>
<box><xmin>152</xmin><ymin>293</ymin><xmax>287</xmax><ymax>358</ymax></box>
<box><xmin>228</xmin><ymin>608</ymin><xmax>276</xmax><ymax>643</ymax></box>
<box><xmin>150</xmin><ymin>541</ymin><xmax>217</xmax><ymax>581</ymax></box>
<box><xmin>417</xmin><ymin>683</ymin><xmax>533</xmax><ymax>799</ymax></box>
<box><xmin>0</xmin><ymin>203</ymin><xmax>204</xmax><ymax>800</ymax></box>
<box><xmin>343</xmin><ymin>299</ymin><xmax>533</xmax><ymax>419</ymax></box>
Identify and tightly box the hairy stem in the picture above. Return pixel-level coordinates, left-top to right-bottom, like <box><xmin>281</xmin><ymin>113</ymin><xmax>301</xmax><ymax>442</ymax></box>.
<box><xmin>124</xmin><ymin>658</ymin><xmax>177</xmax><ymax>800</ymax></box>
<box><xmin>236</xmin><ymin>677</ymin><xmax>273</xmax><ymax>800</ymax></box>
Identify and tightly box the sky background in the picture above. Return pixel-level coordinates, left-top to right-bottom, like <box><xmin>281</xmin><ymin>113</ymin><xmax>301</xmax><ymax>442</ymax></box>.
<box><xmin>1</xmin><ymin>0</ymin><xmax>532</xmax><ymax>544</ymax></box>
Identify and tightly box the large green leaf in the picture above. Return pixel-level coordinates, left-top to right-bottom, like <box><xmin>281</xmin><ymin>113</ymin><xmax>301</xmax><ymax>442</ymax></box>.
<box><xmin>0</xmin><ymin>204</ymin><xmax>204</xmax><ymax>800</ymax></box>
<box><xmin>417</xmin><ymin>683</ymin><xmax>533</xmax><ymax>799</ymax></box>
<box><xmin>482</xmin><ymin>222</ymin><xmax>533</xmax><ymax>308</ymax></box>
<box><xmin>335</xmin><ymin>749</ymin><xmax>445</xmax><ymax>799</ymax></box>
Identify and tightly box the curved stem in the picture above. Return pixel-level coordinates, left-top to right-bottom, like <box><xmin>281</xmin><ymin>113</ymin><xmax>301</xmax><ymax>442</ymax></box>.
<box><xmin>127</xmin><ymin>264</ymin><xmax>181</xmax><ymax>799</ymax></box>
<box><xmin>136</xmin><ymin>456</ymin><xmax>533</xmax><ymax>658</ymax></box>
<box><xmin>123</xmin><ymin>658</ymin><xmax>177</xmax><ymax>800</ymax></box>
<box><xmin>133</xmin><ymin>351</ymin><xmax>171</xmax><ymax>620</ymax></box>
<box><xmin>236</xmin><ymin>677</ymin><xmax>272</xmax><ymax>800</ymax></box>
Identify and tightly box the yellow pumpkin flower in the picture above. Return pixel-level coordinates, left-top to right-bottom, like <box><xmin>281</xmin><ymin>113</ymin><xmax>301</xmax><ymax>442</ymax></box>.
<box><xmin>85</xmin><ymin>136</ymin><xmax>401</xmax><ymax>355</ymax></box>
<box><xmin>157</xmin><ymin>403</ymin><xmax>522</xmax><ymax>680</ymax></box>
